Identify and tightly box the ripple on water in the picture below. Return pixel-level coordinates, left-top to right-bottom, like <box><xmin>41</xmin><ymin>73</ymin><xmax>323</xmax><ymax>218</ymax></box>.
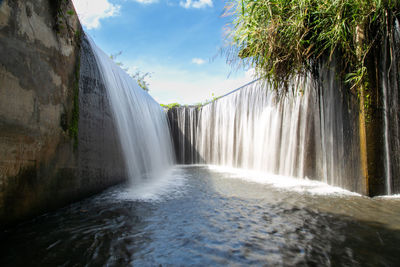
<box><xmin>1</xmin><ymin>165</ymin><xmax>400</xmax><ymax>266</ymax></box>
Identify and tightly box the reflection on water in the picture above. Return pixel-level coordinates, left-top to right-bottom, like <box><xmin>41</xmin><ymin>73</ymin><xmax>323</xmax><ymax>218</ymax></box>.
<box><xmin>1</xmin><ymin>166</ymin><xmax>400</xmax><ymax>266</ymax></box>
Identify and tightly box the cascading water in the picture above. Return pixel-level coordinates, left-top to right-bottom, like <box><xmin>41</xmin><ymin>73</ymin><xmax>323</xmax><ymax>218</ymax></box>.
<box><xmin>382</xmin><ymin>29</ymin><xmax>392</xmax><ymax>195</ymax></box>
<box><xmin>87</xmin><ymin>36</ymin><xmax>174</xmax><ymax>185</ymax></box>
<box><xmin>169</xmin><ymin>66</ymin><xmax>364</xmax><ymax>193</ymax></box>
<box><xmin>167</xmin><ymin>106</ymin><xmax>199</xmax><ymax>164</ymax></box>
<box><xmin>380</xmin><ymin>17</ymin><xmax>400</xmax><ymax>195</ymax></box>
<box><xmin>196</xmin><ymin>78</ymin><xmax>312</xmax><ymax>177</ymax></box>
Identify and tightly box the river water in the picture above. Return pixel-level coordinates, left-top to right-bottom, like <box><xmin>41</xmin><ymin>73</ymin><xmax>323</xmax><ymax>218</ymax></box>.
<box><xmin>1</xmin><ymin>165</ymin><xmax>400</xmax><ymax>266</ymax></box>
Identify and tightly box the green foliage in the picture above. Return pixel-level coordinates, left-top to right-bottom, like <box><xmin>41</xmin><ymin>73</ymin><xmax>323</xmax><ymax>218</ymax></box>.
<box><xmin>131</xmin><ymin>71</ymin><xmax>151</xmax><ymax>92</ymax></box>
<box><xmin>110</xmin><ymin>51</ymin><xmax>129</xmax><ymax>72</ymax></box>
<box><xmin>67</xmin><ymin>10</ymin><xmax>74</xmax><ymax>16</ymax></box>
<box><xmin>194</xmin><ymin>102</ymin><xmax>205</xmax><ymax>110</ymax></box>
<box><xmin>159</xmin><ymin>92</ymin><xmax>227</xmax><ymax>110</ymax></box>
<box><xmin>160</xmin><ymin>103</ymin><xmax>181</xmax><ymax>109</ymax></box>
<box><xmin>211</xmin><ymin>92</ymin><xmax>220</xmax><ymax>102</ymax></box>
<box><xmin>225</xmin><ymin>0</ymin><xmax>400</xmax><ymax>94</ymax></box>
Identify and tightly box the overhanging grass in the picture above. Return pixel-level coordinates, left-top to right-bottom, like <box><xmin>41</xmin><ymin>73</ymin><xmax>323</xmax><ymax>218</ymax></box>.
<box><xmin>225</xmin><ymin>0</ymin><xmax>399</xmax><ymax>94</ymax></box>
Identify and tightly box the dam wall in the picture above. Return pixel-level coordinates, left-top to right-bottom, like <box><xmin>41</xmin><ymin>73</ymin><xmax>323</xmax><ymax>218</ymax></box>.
<box><xmin>167</xmin><ymin>45</ymin><xmax>400</xmax><ymax>196</ymax></box>
<box><xmin>0</xmin><ymin>0</ymin><xmax>125</xmax><ymax>227</ymax></box>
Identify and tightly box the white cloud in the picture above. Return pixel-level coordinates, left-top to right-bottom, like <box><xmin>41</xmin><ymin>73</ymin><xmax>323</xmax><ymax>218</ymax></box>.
<box><xmin>149</xmin><ymin>74</ymin><xmax>254</xmax><ymax>104</ymax></box>
<box><xmin>122</xmin><ymin>58</ymin><xmax>255</xmax><ymax>105</ymax></box>
<box><xmin>180</xmin><ymin>0</ymin><xmax>213</xmax><ymax>9</ymax></box>
<box><xmin>71</xmin><ymin>0</ymin><xmax>120</xmax><ymax>29</ymax></box>
<box><xmin>146</xmin><ymin>67</ymin><xmax>255</xmax><ymax>104</ymax></box>
<box><xmin>133</xmin><ymin>0</ymin><xmax>159</xmax><ymax>4</ymax></box>
<box><xmin>192</xmin><ymin>58</ymin><xmax>206</xmax><ymax>65</ymax></box>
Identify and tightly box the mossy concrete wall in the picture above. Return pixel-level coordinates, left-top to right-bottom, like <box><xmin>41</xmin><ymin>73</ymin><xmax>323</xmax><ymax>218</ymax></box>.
<box><xmin>0</xmin><ymin>0</ymin><xmax>125</xmax><ymax>228</ymax></box>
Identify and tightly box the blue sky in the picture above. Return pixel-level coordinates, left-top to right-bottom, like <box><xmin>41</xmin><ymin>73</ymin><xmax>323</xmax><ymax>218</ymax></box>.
<box><xmin>71</xmin><ymin>0</ymin><xmax>254</xmax><ymax>104</ymax></box>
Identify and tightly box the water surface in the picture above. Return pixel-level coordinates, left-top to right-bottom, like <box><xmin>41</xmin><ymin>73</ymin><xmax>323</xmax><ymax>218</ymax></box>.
<box><xmin>1</xmin><ymin>165</ymin><xmax>400</xmax><ymax>266</ymax></box>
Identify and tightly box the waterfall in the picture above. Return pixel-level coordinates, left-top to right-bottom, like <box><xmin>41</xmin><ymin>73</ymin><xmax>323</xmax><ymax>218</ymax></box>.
<box><xmin>169</xmin><ymin>67</ymin><xmax>364</xmax><ymax>193</ymax></box>
<box><xmin>87</xmin><ymin>36</ymin><xmax>174</xmax><ymax>184</ymax></box>
<box><xmin>381</xmin><ymin>17</ymin><xmax>400</xmax><ymax>194</ymax></box>
<box><xmin>382</xmin><ymin>31</ymin><xmax>392</xmax><ymax>195</ymax></box>
<box><xmin>196</xmin><ymin>78</ymin><xmax>312</xmax><ymax>177</ymax></box>
<box><xmin>167</xmin><ymin>106</ymin><xmax>199</xmax><ymax>164</ymax></box>
<box><xmin>195</xmin><ymin>78</ymin><xmax>321</xmax><ymax>178</ymax></box>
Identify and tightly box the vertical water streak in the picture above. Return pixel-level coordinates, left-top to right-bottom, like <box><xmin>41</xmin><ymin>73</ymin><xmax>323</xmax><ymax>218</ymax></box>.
<box><xmin>382</xmin><ymin>33</ymin><xmax>392</xmax><ymax>195</ymax></box>
<box><xmin>381</xmin><ymin>18</ymin><xmax>400</xmax><ymax>194</ymax></box>
<box><xmin>179</xmin><ymin>108</ymin><xmax>185</xmax><ymax>163</ymax></box>
<box><xmin>195</xmin><ymin>79</ymin><xmax>313</xmax><ymax>177</ymax></box>
<box><xmin>87</xmin><ymin>36</ymin><xmax>174</xmax><ymax>184</ymax></box>
<box><xmin>318</xmin><ymin>61</ymin><xmax>346</xmax><ymax>187</ymax></box>
<box><xmin>167</xmin><ymin>106</ymin><xmax>198</xmax><ymax>164</ymax></box>
<box><xmin>391</xmin><ymin>18</ymin><xmax>400</xmax><ymax>193</ymax></box>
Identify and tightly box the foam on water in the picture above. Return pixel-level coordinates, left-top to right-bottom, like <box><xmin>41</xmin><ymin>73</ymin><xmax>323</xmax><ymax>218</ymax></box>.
<box><xmin>374</xmin><ymin>194</ymin><xmax>400</xmax><ymax>199</ymax></box>
<box><xmin>206</xmin><ymin>165</ymin><xmax>361</xmax><ymax>196</ymax></box>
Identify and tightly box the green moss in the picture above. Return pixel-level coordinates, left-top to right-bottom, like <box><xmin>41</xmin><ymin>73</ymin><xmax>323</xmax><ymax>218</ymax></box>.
<box><xmin>69</xmin><ymin>52</ymin><xmax>80</xmax><ymax>150</ymax></box>
<box><xmin>74</xmin><ymin>29</ymin><xmax>82</xmax><ymax>45</ymax></box>
<box><xmin>50</xmin><ymin>0</ymin><xmax>63</xmax><ymax>32</ymax></box>
<box><xmin>68</xmin><ymin>26</ymin><xmax>83</xmax><ymax>150</ymax></box>
<box><xmin>51</xmin><ymin>0</ymin><xmax>77</xmax><ymax>34</ymax></box>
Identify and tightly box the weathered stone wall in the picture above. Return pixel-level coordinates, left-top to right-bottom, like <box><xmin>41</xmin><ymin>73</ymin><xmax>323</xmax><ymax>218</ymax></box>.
<box><xmin>0</xmin><ymin>0</ymin><xmax>125</xmax><ymax>228</ymax></box>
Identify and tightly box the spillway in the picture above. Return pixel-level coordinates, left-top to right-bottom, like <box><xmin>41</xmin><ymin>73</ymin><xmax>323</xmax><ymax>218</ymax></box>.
<box><xmin>168</xmin><ymin>65</ymin><xmax>366</xmax><ymax>194</ymax></box>
<box><xmin>87</xmin><ymin>37</ymin><xmax>175</xmax><ymax>185</ymax></box>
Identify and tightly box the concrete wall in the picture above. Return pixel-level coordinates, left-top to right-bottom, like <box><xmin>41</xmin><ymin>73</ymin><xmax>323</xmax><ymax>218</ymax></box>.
<box><xmin>0</xmin><ymin>0</ymin><xmax>125</xmax><ymax>228</ymax></box>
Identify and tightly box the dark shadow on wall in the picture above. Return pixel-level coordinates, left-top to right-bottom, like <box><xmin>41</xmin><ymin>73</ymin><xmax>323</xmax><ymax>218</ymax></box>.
<box><xmin>166</xmin><ymin>107</ymin><xmax>204</xmax><ymax>164</ymax></box>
